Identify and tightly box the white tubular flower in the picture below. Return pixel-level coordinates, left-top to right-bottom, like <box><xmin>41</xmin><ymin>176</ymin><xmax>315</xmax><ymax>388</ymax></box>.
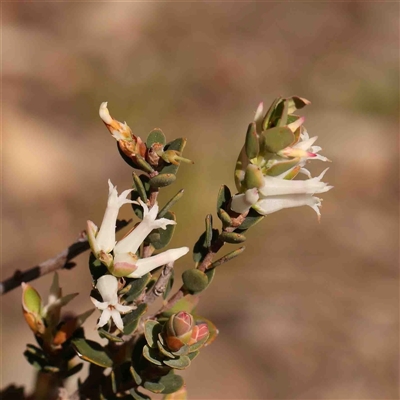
<box><xmin>126</xmin><ymin>247</ymin><xmax>190</xmax><ymax>279</ymax></box>
<box><xmin>259</xmin><ymin>169</ymin><xmax>331</xmax><ymax>197</ymax></box>
<box><xmin>90</xmin><ymin>275</ymin><xmax>134</xmax><ymax>331</ymax></box>
<box><xmin>114</xmin><ymin>199</ymin><xmax>175</xmax><ymax>255</ymax></box>
<box><xmin>87</xmin><ymin>180</ymin><xmax>134</xmax><ymax>258</ymax></box>
<box><xmin>112</xmin><ymin>200</ymin><xmax>188</xmax><ymax>278</ymax></box>
<box><xmin>231</xmin><ymin>169</ymin><xmax>332</xmax><ymax>219</ymax></box>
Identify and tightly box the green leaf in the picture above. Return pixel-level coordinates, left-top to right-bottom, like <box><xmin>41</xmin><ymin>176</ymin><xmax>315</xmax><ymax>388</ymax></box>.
<box><xmin>187</xmin><ymin>350</ymin><xmax>200</xmax><ymax>361</ymax></box>
<box><xmin>147</xmin><ymin>211</ymin><xmax>176</xmax><ymax>250</ymax></box>
<box><xmin>204</xmin><ymin>267</ymin><xmax>216</xmax><ymax>285</ymax></box>
<box><xmin>135</xmin><ymin>154</ymin><xmax>155</xmax><ymax>174</ymax></box>
<box><xmin>216</xmin><ymin>185</ymin><xmax>232</xmax><ymax>213</ymax></box>
<box><xmin>129</xmin><ymin>365</ymin><xmax>142</xmax><ymax>385</ymax></box>
<box><xmin>131</xmin><ymin>176</ymin><xmax>151</xmax><ymax>219</ymax></box>
<box><xmin>163</xmin><ymin>355</ymin><xmax>191</xmax><ymax>370</ymax></box>
<box><xmin>187</xmin><ymin>335</ymin><xmax>208</xmax><ymax>353</ymax></box>
<box><xmin>265</xmin><ymin>159</ymin><xmax>299</xmax><ymax>177</ymax></box>
<box><xmin>261</xmin><ymin>126</ymin><xmax>294</xmax><ymax>153</ymax></box>
<box><xmin>98</xmin><ymin>329</ymin><xmax>124</xmax><ymax>343</ymax></box>
<box><xmin>146</xmin><ymin>128</ymin><xmax>166</xmax><ymax>147</ymax></box>
<box><xmin>158</xmin><ymin>189</ymin><xmax>185</xmax><ymax>218</ymax></box>
<box><xmin>217</xmin><ymin>208</ymin><xmax>232</xmax><ymax>228</ymax></box>
<box><xmin>123</xmin><ymin>303</ymin><xmax>147</xmax><ymax>335</ymax></box>
<box><xmin>182</xmin><ymin>269</ymin><xmax>209</xmax><ymax>294</ymax></box>
<box><xmin>245</xmin><ymin>122</ymin><xmax>259</xmax><ymax>159</ymax></box>
<box><xmin>159</xmin><ymin>372</ymin><xmax>184</xmax><ymax>394</ymax></box>
<box><xmin>144</xmin><ymin>320</ymin><xmax>163</xmax><ymax>348</ymax></box>
<box><xmin>149</xmin><ymin>173</ymin><xmax>177</xmax><ymax>188</ymax></box>
<box><xmin>23</xmin><ymin>347</ymin><xmax>48</xmax><ymax>371</ymax></box>
<box><xmin>157</xmin><ymin>340</ymin><xmax>175</xmax><ymax>358</ymax></box>
<box><xmin>143</xmin><ymin>380</ymin><xmax>165</xmax><ymax>394</ymax></box>
<box><xmin>277</xmin><ymin>99</ymin><xmax>289</xmax><ymax>127</ymax></box>
<box><xmin>132</xmin><ymin>172</ymin><xmax>148</xmax><ymax>203</ymax></box>
<box><xmin>220</xmin><ymin>232</ymin><xmax>246</xmax><ymax>244</ymax></box>
<box><xmin>262</xmin><ymin>97</ymin><xmax>282</xmax><ymax>130</ymax></box>
<box><xmin>287</xmin><ymin>96</ymin><xmax>310</xmax><ymax>114</ymax></box>
<box><xmin>123</xmin><ymin>274</ymin><xmax>151</xmax><ymax>302</ymax></box>
<box><xmin>71</xmin><ymin>338</ymin><xmax>113</xmax><ymax>368</ymax></box>
<box><xmin>159</xmin><ymin>138</ymin><xmax>187</xmax><ymax>176</ymax></box>
<box><xmin>207</xmin><ymin>246</ymin><xmax>245</xmax><ymax>270</ymax></box>
<box><xmin>142</xmin><ymin>345</ymin><xmax>163</xmax><ymax>366</ymax></box>
<box><xmin>192</xmin><ymin>229</ymin><xmax>219</xmax><ymax>265</ymax></box>
<box><xmin>89</xmin><ymin>253</ymin><xmax>108</xmax><ymax>281</ymax></box>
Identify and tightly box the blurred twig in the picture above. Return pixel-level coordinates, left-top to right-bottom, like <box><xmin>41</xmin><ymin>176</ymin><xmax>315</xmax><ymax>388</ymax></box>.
<box><xmin>0</xmin><ymin>219</ymin><xmax>131</xmax><ymax>296</ymax></box>
<box><xmin>142</xmin><ymin>262</ymin><xmax>174</xmax><ymax>306</ymax></box>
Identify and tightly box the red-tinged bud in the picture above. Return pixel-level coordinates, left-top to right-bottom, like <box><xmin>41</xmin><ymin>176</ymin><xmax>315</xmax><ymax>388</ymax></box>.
<box><xmin>188</xmin><ymin>323</ymin><xmax>209</xmax><ymax>345</ymax></box>
<box><xmin>164</xmin><ymin>312</ymin><xmax>195</xmax><ymax>351</ymax></box>
<box><xmin>278</xmin><ymin>147</ymin><xmax>316</xmax><ymax>159</ymax></box>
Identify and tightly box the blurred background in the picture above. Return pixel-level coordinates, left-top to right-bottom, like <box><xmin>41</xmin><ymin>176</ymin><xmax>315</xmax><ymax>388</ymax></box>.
<box><xmin>1</xmin><ymin>2</ymin><xmax>398</xmax><ymax>399</ymax></box>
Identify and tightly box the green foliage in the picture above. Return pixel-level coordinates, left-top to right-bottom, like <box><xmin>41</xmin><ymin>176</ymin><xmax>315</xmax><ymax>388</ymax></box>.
<box><xmin>158</xmin><ymin>190</ymin><xmax>184</xmax><ymax>218</ymax></box>
<box><xmin>149</xmin><ymin>174</ymin><xmax>177</xmax><ymax>188</ymax></box>
<box><xmin>261</xmin><ymin>126</ymin><xmax>294</xmax><ymax>153</ymax></box>
<box><xmin>146</xmin><ymin>211</ymin><xmax>176</xmax><ymax>250</ymax></box>
<box><xmin>71</xmin><ymin>338</ymin><xmax>113</xmax><ymax>368</ymax></box>
<box><xmin>123</xmin><ymin>274</ymin><xmax>152</xmax><ymax>303</ymax></box>
<box><xmin>245</xmin><ymin>122</ymin><xmax>259</xmax><ymax>159</ymax></box>
<box><xmin>182</xmin><ymin>269</ymin><xmax>209</xmax><ymax>294</ymax></box>
<box><xmin>220</xmin><ymin>232</ymin><xmax>246</xmax><ymax>244</ymax></box>
<box><xmin>147</xmin><ymin>129</ymin><xmax>167</xmax><ymax>147</ymax></box>
<box><xmin>122</xmin><ymin>303</ymin><xmax>147</xmax><ymax>335</ymax></box>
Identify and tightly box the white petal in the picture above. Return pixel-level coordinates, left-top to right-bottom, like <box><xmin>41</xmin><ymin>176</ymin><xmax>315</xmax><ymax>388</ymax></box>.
<box><xmin>115</xmin><ymin>303</ymin><xmax>135</xmax><ymax>313</ymax></box>
<box><xmin>90</xmin><ymin>297</ymin><xmax>109</xmax><ymax>311</ymax></box>
<box><xmin>110</xmin><ymin>309</ymin><xmax>124</xmax><ymax>331</ymax></box>
<box><xmin>259</xmin><ymin>172</ymin><xmax>331</xmax><ymax>197</ymax></box>
<box><xmin>97</xmin><ymin>308</ymin><xmax>111</xmax><ymax>328</ymax></box>
<box><xmin>95</xmin><ymin>181</ymin><xmax>133</xmax><ymax>253</ymax></box>
<box><xmin>127</xmin><ymin>247</ymin><xmax>189</xmax><ymax>278</ymax></box>
<box><xmin>114</xmin><ymin>200</ymin><xmax>176</xmax><ymax>255</ymax></box>
<box><xmin>96</xmin><ymin>275</ymin><xmax>119</xmax><ymax>304</ymax></box>
<box><xmin>299</xmin><ymin>168</ymin><xmax>312</xmax><ymax>179</ymax></box>
<box><xmin>293</xmin><ymin>135</ymin><xmax>318</xmax><ymax>151</ymax></box>
<box><xmin>231</xmin><ymin>189</ymin><xmax>259</xmax><ymax>214</ymax></box>
<box><xmin>254</xmin><ymin>194</ymin><xmax>323</xmax><ymax>217</ymax></box>
<box><xmin>254</xmin><ymin>102</ymin><xmax>264</xmax><ymax>123</ymax></box>
<box><xmin>99</xmin><ymin>102</ymin><xmax>113</xmax><ymax>124</ymax></box>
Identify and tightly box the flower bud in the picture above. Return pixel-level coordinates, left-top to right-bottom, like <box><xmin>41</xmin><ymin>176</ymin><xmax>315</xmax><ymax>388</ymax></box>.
<box><xmin>99</xmin><ymin>102</ymin><xmax>147</xmax><ymax>166</ymax></box>
<box><xmin>164</xmin><ymin>312</ymin><xmax>195</xmax><ymax>351</ymax></box>
<box><xmin>188</xmin><ymin>323</ymin><xmax>209</xmax><ymax>345</ymax></box>
<box><xmin>21</xmin><ymin>283</ymin><xmax>45</xmax><ymax>335</ymax></box>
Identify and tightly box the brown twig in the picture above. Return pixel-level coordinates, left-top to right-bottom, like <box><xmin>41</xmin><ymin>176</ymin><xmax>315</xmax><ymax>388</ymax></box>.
<box><xmin>157</xmin><ymin>211</ymin><xmax>248</xmax><ymax>314</ymax></box>
<box><xmin>142</xmin><ymin>262</ymin><xmax>174</xmax><ymax>306</ymax></box>
<box><xmin>0</xmin><ymin>219</ymin><xmax>131</xmax><ymax>296</ymax></box>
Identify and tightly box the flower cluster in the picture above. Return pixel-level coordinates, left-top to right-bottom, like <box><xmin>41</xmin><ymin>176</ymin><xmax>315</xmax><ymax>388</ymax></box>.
<box><xmin>87</xmin><ymin>180</ymin><xmax>189</xmax><ymax>278</ymax></box>
<box><xmin>232</xmin><ymin>98</ymin><xmax>333</xmax><ymax>219</ymax></box>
